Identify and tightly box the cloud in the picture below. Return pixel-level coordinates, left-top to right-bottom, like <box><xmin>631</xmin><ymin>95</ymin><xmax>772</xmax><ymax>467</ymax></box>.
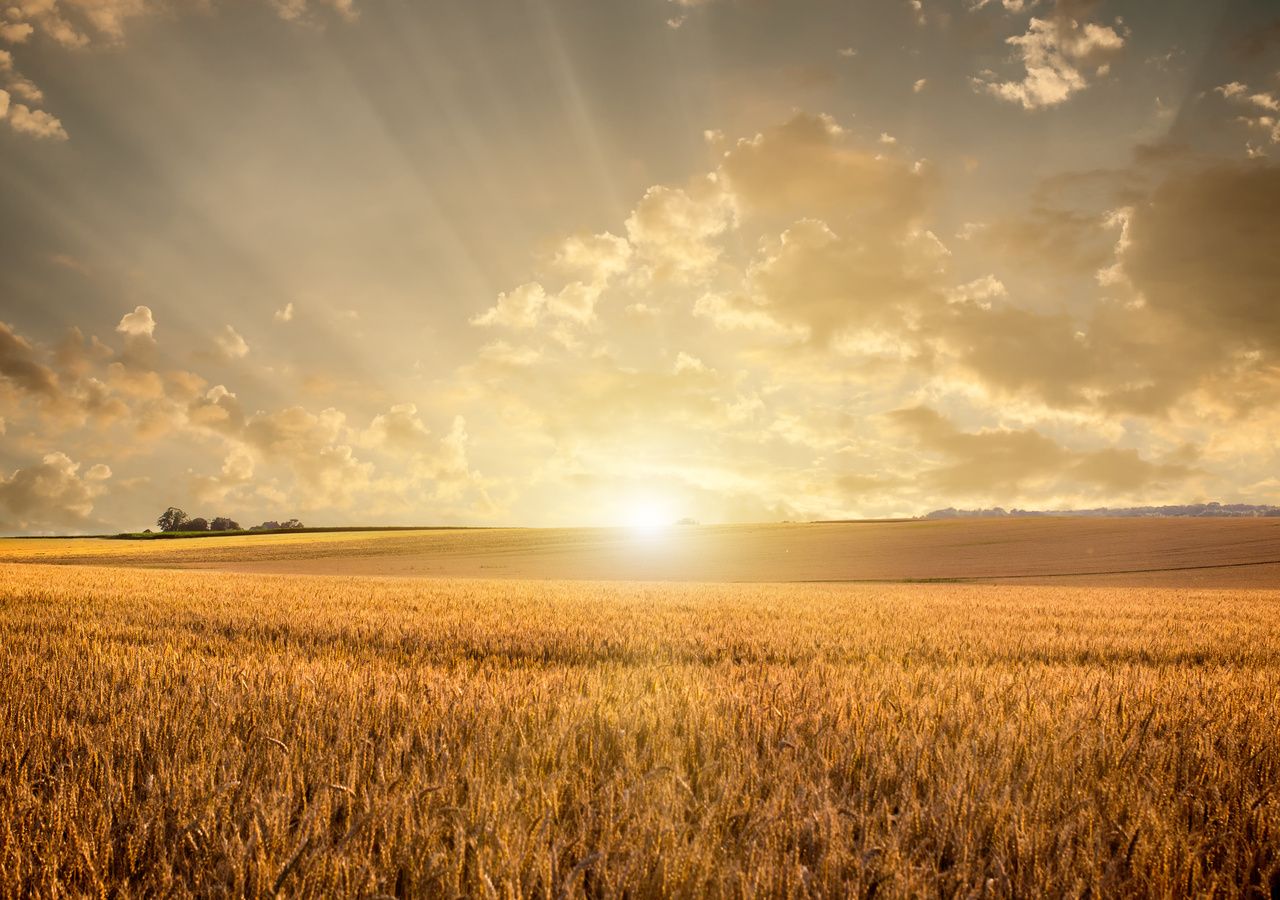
<box><xmin>240</xmin><ymin>405</ymin><xmax>370</xmax><ymax>508</ymax></box>
<box><xmin>360</xmin><ymin>408</ymin><xmax>486</xmax><ymax>504</ymax></box>
<box><xmin>665</xmin><ymin>0</ymin><xmax>709</xmax><ymax>28</ymax></box>
<box><xmin>720</xmin><ymin>113</ymin><xmax>929</xmax><ymax>226</ymax></box>
<box><xmin>274</xmin><ymin>302</ymin><xmax>295</xmax><ymax>323</ymax></box>
<box><xmin>271</xmin><ymin>0</ymin><xmax>359</xmax><ymax>24</ymax></box>
<box><xmin>890</xmin><ymin>406</ymin><xmax>1194</xmax><ymax>499</ymax></box>
<box><xmin>0</xmin><ymin>23</ymin><xmax>34</xmax><ymax>43</ymax></box>
<box><xmin>624</xmin><ymin>177</ymin><xmax>735</xmax><ymax>281</ymax></box>
<box><xmin>6</xmin><ymin>101</ymin><xmax>1279</xmax><ymax>528</ymax></box>
<box><xmin>189</xmin><ymin>446</ymin><xmax>255</xmax><ymax>506</ymax></box>
<box><xmin>744</xmin><ymin>217</ymin><xmax>946</xmax><ymax>345</ymax></box>
<box><xmin>977</xmin><ymin>10</ymin><xmax>1125</xmax><ymax>109</ymax></box>
<box><xmin>4</xmin><ymin>0</ymin><xmax>357</xmax><ymax>50</ymax></box>
<box><xmin>890</xmin><ymin>160</ymin><xmax>1280</xmax><ymax>418</ymax></box>
<box><xmin>0</xmin><ymin>49</ymin><xmax>42</xmax><ymax>106</ymax></box>
<box><xmin>1236</xmin><ymin>18</ymin><xmax>1280</xmax><ymax>59</ymax></box>
<box><xmin>0</xmin><ymin>451</ymin><xmax>111</xmax><ymax>530</ymax></box>
<box><xmin>361</xmin><ymin>402</ymin><xmax>434</xmax><ymax>453</ymax></box>
<box><xmin>472</xmin><ymin>282</ymin><xmax>548</xmax><ymax>329</ymax></box>
<box><xmin>214</xmin><ymin>325</ymin><xmax>249</xmax><ymax>360</ymax></box>
<box><xmin>0</xmin><ymin>44</ymin><xmax>64</xmax><ymax>139</ymax></box>
<box><xmin>708</xmin><ymin>117</ymin><xmax>942</xmax><ymax>344</ymax></box>
<box><xmin>1215</xmin><ymin>81</ymin><xmax>1280</xmax><ymax>150</ymax></box>
<box><xmin>967</xmin><ymin>0</ymin><xmax>1031</xmax><ymax>11</ymax></box>
<box><xmin>115</xmin><ymin>305</ymin><xmax>156</xmax><ymax>338</ymax></box>
<box><xmin>0</xmin><ymin>311</ymin><xmax>494</xmax><ymax>528</ymax></box>
<box><xmin>0</xmin><ymin>0</ymin><xmax>359</xmax><ymax>141</ymax></box>
<box><xmin>1120</xmin><ymin>163</ymin><xmax>1280</xmax><ymax>355</ymax></box>
<box><xmin>2</xmin><ymin>98</ymin><xmax>66</xmax><ymax>139</ymax></box>
<box><xmin>0</xmin><ymin>321</ymin><xmax>60</xmax><ymax>398</ymax></box>
<box><xmin>471</xmin><ymin>231</ymin><xmax>635</xmax><ymax>328</ymax></box>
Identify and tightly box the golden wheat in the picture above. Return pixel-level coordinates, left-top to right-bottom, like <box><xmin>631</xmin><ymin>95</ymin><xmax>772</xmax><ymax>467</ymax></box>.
<box><xmin>1</xmin><ymin>562</ymin><xmax>1278</xmax><ymax>897</ymax></box>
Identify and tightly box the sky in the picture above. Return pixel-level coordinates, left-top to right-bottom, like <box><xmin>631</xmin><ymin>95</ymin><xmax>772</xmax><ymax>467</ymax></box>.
<box><xmin>1</xmin><ymin>0</ymin><xmax>1279</xmax><ymax>533</ymax></box>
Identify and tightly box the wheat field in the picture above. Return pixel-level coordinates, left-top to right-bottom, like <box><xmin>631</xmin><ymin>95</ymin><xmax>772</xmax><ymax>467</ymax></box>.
<box><xmin>2</xmin><ymin>560</ymin><xmax>1278</xmax><ymax>897</ymax></box>
<box><xmin>5</xmin><ymin>518</ymin><xmax>1280</xmax><ymax>586</ymax></box>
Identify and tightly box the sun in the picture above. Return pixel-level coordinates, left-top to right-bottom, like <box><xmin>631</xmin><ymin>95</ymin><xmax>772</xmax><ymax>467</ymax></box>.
<box><xmin>624</xmin><ymin>501</ymin><xmax>671</xmax><ymax>534</ymax></box>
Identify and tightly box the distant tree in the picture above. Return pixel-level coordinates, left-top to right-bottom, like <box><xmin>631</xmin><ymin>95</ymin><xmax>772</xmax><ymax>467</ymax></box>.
<box><xmin>185</xmin><ymin>518</ymin><xmax>210</xmax><ymax>531</ymax></box>
<box><xmin>209</xmin><ymin>517</ymin><xmax>240</xmax><ymax>532</ymax></box>
<box><xmin>281</xmin><ymin>518</ymin><xmax>304</xmax><ymax>529</ymax></box>
<box><xmin>253</xmin><ymin>521</ymin><xmax>282</xmax><ymax>531</ymax></box>
<box><xmin>156</xmin><ymin>507</ymin><xmax>189</xmax><ymax>532</ymax></box>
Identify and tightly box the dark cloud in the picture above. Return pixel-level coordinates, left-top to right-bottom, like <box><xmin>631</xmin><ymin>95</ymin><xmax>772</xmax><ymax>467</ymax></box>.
<box><xmin>1236</xmin><ymin>18</ymin><xmax>1280</xmax><ymax>58</ymax></box>
<box><xmin>1123</xmin><ymin>163</ymin><xmax>1280</xmax><ymax>353</ymax></box>
<box><xmin>0</xmin><ymin>452</ymin><xmax>110</xmax><ymax>530</ymax></box>
<box><xmin>0</xmin><ymin>322</ymin><xmax>60</xmax><ymax>398</ymax></box>
<box><xmin>889</xmin><ymin>406</ymin><xmax>1196</xmax><ymax>498</ymax></box>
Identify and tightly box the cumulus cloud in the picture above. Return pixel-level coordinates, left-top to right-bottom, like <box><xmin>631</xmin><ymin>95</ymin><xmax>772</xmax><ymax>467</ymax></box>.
<box><xmin>706</xmin><ymin>115</ymin><xmax>942</xmax><ymax>345</ymax></box>
<box><xmin>0</xmin><ymin>451</ymin><xmax>111</xmax><ymax>530</ymax></box>
<box><xmin>361</xmin><ymin>402</ymin><xmax>434</xmax><ymax>452</ymax></box>
<box><xmin>4</xmin><ymin>101</ymin><xmax>67</xmax><ymax>139</ymax></box>
<box><xmin>1215</xmin><ymin>81</ymin><xmax>1280</xmax><ymax>150</ymax></box>
<box><xmin>115</xmin><ymin>305</ymin><xmax>156</xmax><ymax>338</ymax></box>
<box><xmin>977</xmin><ymin>7</ymin><xmax>1125</xmax><ymax>109</ymax></box>
<box><xmin>472</xmin><ymin>282</ymin><xmax>548</xmax><ymax>329</ymax></box>
<box><xmin>274</xmin><ymin>302</ymin><xmax>295</xmax><ymax>323</ymax></box>
<box><xmin>0</xmin><ymin>39</ymin><xmax>64</xmax><ymax>139</ymax></box>
<box><xmin>471</xmin><ymin>231</ymin><xmax>635</xmax><ymax>328</ymax></box>
<box><xmin>0</xmin><ymin>23</ymin><xmax>34</xmax><ymax>43</ymax></box>
<box><xmin>624</xmin><ymin>177</ymin><xmax>734</xmax><ymax>281</ymax></box>
<box><xmin>237</xmin><ymin>405</ymin><xmax>369</xmax><ymax>508</ymax></box>
<box><xmin>0</xmin><ymin>48</ymin><xmax>44</xmax><ymax>110</ymax></box>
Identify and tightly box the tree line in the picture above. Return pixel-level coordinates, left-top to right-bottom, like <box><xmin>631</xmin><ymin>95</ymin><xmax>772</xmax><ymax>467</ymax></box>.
<box><xmin>154</xmin><ymin>508</ymin><xmax>304</xmax><ymax>533</ymax></box>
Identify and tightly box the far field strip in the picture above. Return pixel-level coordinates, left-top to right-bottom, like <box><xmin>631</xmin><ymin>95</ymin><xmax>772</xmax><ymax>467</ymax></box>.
<box><xmin>3</xmin><ymin>518</ymin><xmax>1280</xmax><ymax>587</ymax></box>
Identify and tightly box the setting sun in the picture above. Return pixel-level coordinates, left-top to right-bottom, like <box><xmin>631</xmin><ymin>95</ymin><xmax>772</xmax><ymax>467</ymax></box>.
<box><xmin>624</xmin><ymin>500</ymin><xmax>672</xmax><ymax>534</ymax></box>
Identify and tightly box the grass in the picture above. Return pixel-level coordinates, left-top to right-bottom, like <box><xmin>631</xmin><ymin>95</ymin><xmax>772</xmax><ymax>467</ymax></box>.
<box><xmin>2</xmin><ymin>562</ymin><xmax>1278</xmax><ymax>896</ymax></box>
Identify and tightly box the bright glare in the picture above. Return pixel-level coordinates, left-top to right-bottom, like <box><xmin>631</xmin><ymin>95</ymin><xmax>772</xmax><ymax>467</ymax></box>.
<box><xmin>625</xmin><ymin>502</ymin><xmax>670</xmax><ymax>534</ymax></box>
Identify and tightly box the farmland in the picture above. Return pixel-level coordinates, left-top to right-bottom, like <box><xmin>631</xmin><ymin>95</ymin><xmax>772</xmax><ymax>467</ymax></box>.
<box><xmin>5</xmin><ymin>516</ymin><xmax>1280</xmax><ymax>586</ymax></box>
<box><xmin>2</xmin><ymin>521</ymin><xmax>1279</xmax><ymax>896</ymax></box>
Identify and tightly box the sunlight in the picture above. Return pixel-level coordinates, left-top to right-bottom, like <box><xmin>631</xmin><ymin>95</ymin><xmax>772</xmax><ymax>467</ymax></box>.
<box><xmin>624</xmin><ymin>500</ymin><xmax>671</xmax><ymax>535</ymax></box>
